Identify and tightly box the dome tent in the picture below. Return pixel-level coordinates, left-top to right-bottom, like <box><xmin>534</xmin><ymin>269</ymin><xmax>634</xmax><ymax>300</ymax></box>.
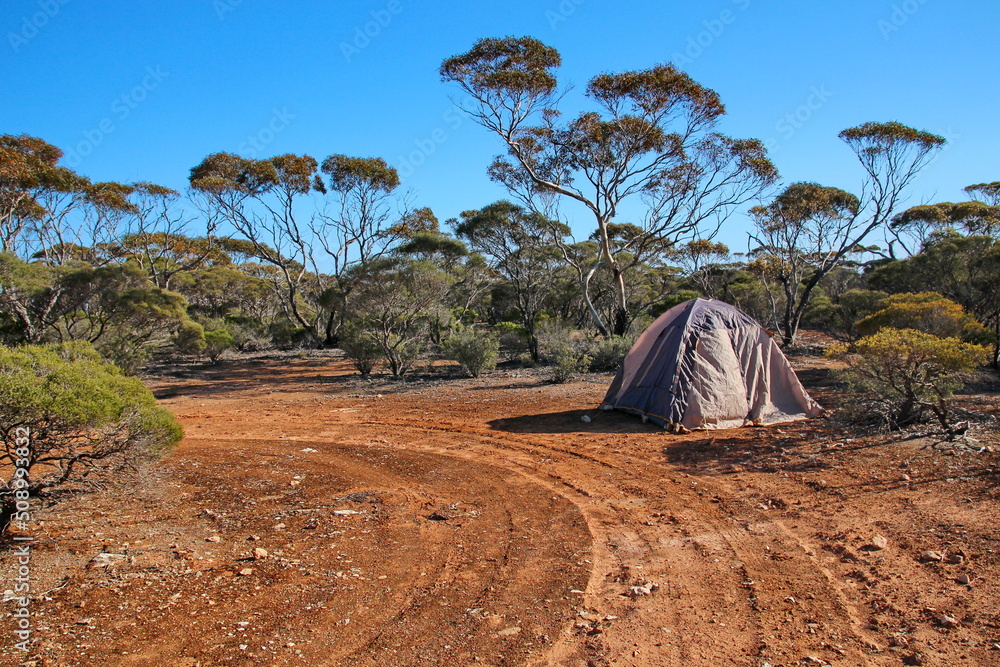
<box><xmin>603</xmin><ymin>298</ymin><xmax>822</xmax><ymax>431</ymax></box>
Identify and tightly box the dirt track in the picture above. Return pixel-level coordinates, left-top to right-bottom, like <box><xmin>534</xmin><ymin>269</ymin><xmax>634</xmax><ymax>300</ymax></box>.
<box><xmin>3</xmin><ymin>353</ymin><xmax>1000</xmax><ymax>667</ymax></box>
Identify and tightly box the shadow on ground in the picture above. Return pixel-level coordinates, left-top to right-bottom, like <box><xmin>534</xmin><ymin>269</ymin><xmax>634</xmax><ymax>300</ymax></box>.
<box><xmin>488</xmin><ymin>409</ymin><xmax>657</xmax><ymax>434</ymax></box>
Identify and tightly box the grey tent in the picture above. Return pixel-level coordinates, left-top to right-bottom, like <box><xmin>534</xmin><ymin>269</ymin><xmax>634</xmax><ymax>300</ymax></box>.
<box><xmin>603</xmin><ymin>298</ymin><xmax>822</xmax><ymax>430</ymax></box>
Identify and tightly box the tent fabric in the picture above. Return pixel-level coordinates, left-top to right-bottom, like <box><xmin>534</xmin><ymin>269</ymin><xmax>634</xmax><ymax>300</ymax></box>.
<box><xmin>603</xmin><ymin>298</ymin><xmax>822</xmax><ymax>430</ymax></box>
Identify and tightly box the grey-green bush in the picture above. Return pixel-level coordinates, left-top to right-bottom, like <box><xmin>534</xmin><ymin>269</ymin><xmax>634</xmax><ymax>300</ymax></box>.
<box><xmin>443</xmin><ymin>328</ymin><xmax>500</xmax><ymax>377</ymax></box>
<box><xmin>589</xmin><ymin>335</ymin><xmax>633</xmax><ymax>372</ymax></box>
<box><xmin>0</xmin><ymin>342</ymin><xmax>183</xmax><ymax>531</ymax></box>
<box><xmin>339</xmin><ymin>325</ymin><xmax>383</xmax><ymax>376</ymax></box>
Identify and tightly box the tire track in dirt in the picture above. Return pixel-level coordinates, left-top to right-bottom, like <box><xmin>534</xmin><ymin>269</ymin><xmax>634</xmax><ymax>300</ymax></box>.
<box><xmin>352</xmin><ymin>411</ymin><xmax>890</xmax><ymax>665</ymax></box>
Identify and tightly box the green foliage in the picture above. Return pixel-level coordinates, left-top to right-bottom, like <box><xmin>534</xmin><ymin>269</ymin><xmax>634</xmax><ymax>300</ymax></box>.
<box><xmin>174</xmin><ymin>320</ymin><xmax>206</xmax><ymax>356</ymax></box>
<box><xmin>269</xmin><ymin>320</ymin><xmax>310</xmax><ymax>349</ymax></box>
<box><xmin>440</xmin><ymin>36</ymin><xmax>562</xmax><ymax>96</ymax></box>
<box><xmin>345</xmin><ymin>257</ymin><xmax>451</xmax><ymax>377</ymax></box>
<box><xmin>203</xmin><ymin>329</ymin><xmax>235</xmax><ymax>364</ymax></box>
<box><xmin>828</xmin><ymin>329</ymin><xmax>988</xmax><ymax>432</ymax></box>
<box><xmin>589</xmin><ymin>335</ymin><xmax>633</xmax><ymax>372</ymax></box>
<box><xmin>0</xmin><ymin>342</ymin><xmax>182</xmax><ymax>526</ymax></box>
<box><xmin>338</xmin><ymin>324</ymin><xmax>383</xmax><ymax>376</ymax></box>
<box><xmin>442</xmin><ymin>327</ymin><xmax>500</xmax><ymax>377</ymax></box>
<box><xmin>537</xmin><ymin>322</ymin><xmax>593</xmax><ymax>382</ymax></box>
<box><xmin>549</xmin><ymin>343</ymin><xmax>592</xmax><ymax>384</ymax></box>
<box><xmin>805</xmin><ymin>289</ymin><xmax>888</xmax><ymax>341</ymax></box>
<box><xmin>648</xmin><ymin>290</ymin><xmax>701</xmax><ymax>319</ymax></box>
<box><xmin>494</xmin><ymin>321</ymin><xmax>530</xmax><ymax>359</ymax></box>
<box><xmin>856</xmin><ymin>292</ymin><xmax>989</xmax><ymax>343</ymax></box>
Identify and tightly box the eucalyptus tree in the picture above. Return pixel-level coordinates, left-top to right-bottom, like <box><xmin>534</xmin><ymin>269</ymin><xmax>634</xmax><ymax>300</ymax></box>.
<box><xmin>966</xmin><ymin>181</ymin><xmax>1000</xmax><ymax>206</ymax></box>
<box><xmin>441</xmin><ymin>36</ymin><xmax>778</xmax><ymax>334</ymax></box>
<box><xmin>890</xmin><ymin>197</ymin><xmax>1000</xmax><ymax>253</ymax></box>
<box><xmin>112</xmin><ymin>182</ymin><xmax>224</xmax><ymax>289</ymax></box>
<box><xmin>0</xmin><ymin>134</ymin><xmax>79</xmax><ymax>256</ymax></box>
<box><xmin>189</xmin><ymin>152</ymin><xmax>324</xmax><ymax>341</ymax></box>
<box><xmin>749</xmin><ymin>122</ymin><xmax>946</xmax><ymax>346</ymax></box>
<box><xmin>312</xmin><ymin>155</ymin><xmax>407</xmax><ymax>343</ymax></box>
<box><xmin>454</xmin><ymin>200</ymin><xmax>568</xmax><ymax>361</ymax></box>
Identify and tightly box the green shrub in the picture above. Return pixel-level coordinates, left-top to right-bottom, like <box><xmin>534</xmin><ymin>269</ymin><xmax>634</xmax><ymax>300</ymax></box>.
<box><xmin>806</xmin><ymin>289</ymin><xmax>888</xmax><ymax>341</ymax></box>
<box><xmin>494</xmin><ymin>321</ymin><xmax>530</xmax><ymax>359</ymax></box>
<box><xmin>0</xmin><ymin>342</ymin><xmax>183</xmax><ymax>530</ymax></box>
<box><xmin>174</xmin><ymin>320</ymin><xmax>207</xmax><ymax>356</ymax></box>
<box><xmin>589</xmin><ymin>335</ymin><xmax>634</xmax><ymax>372</ymax></box>
<box><xmin>827</xmin><ymin>328</ymin><xmax>988</xmax><ymax>433</ymax></box>
<box><xmin>856</xmin><ymin>292</ymin><xmax>989</xmax><ymax>342</ymax></box>
<box><xmin>98</xmin><ymin>336</ymin><xmax>153</xmax><ymax>376</ymax></box>
<box><xmin>339</xmin><ymin>325</ymin><xmax>383</xmax><ymax>376</ymax></box>
<box><xmin>550</xmin><ymin>342</ymin><xmax>592</xmax><ymax>384</ymax></box>
<box><xmin>269</xmin><ymin>320</ymin><xmax>310</xmax><ymax>349</ymax></box>
<box><xmin>443</xmin><ymin>328</ymin><xmax>500</xmax><ymax>377</ymax></box>
<box><xmin>203</xmin><ymin>329</ymin><xmax>235</xmax><ymax>364</ymax></box>
<box><xmin>537</xmin><ymin>321</ymin><xmax>595</xmax><ymax>382</ymax></box>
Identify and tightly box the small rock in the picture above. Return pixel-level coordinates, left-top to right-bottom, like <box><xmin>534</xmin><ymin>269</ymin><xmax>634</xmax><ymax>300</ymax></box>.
<box><xmin>802</xmin><ymin>657</ymin><xmax>824</xmax><ymax>665</ymax></box>
<box><xmin>497</xmin><ymin>627</ymin><xmax>521</xmax><ymax>637</ymax></box>
<box><xmin>89</xmin><ymin>553</ymin><xmax>126</xmax><ymax>569</ymax></box>
<box><xmin>626</xmin><ymin>585</ymin><xmax>652</xmax><ymax>597</ymax></box>
<box><xmin>581</xmin><ymin>414</ymin><xmax>591</xmax><ymax>423</ymax></box>
<box><xmin>427</xmin><ymin>512</ymin><xmax>449</xmax><ymax>521</ymax></box>
<box><xmin>76</xmin><ymin>617</ymin><xmax>94</xmax><ymax>625</ymax></box>
<box><xmin>889</xmin><ymin>634</ymin><xmax>909</xmax><ymax>647</ymax></box>
<box><xmin>956</xmin><ymin>574</ymin><xmax>972</xmax><ymax>585</ymax></box>
<box><xmin>919</xmin><ymin>550</ymin><xmax>944</xmax><ymax>563</ymax></box>
<box><xmin>938</xmin><ymin>614</ymin><xmax>960</xmax><ymax>628</ymax></box>
<box><xmin>903</xmin><ymin>652</ymin><xmax>924</xmax><ymax>666</ymax></box>
<box><xmin>945</xmin><ymin>553</ymin><xmax>965</xmax><ymax>565</ymax></box>
<box><xmin>253</xmin><ymin>547</ymin><xmax>269</xmax><ymax>560</ymax></box>
<box><xmin>273</xmin><ymin>523</ymin><xmax>286</xmax><ymax>531</ymax></box>
<box><xmin>206</xmin><ymin>535</ymin><xmax>222</xmax><ymax>543</ymax></box>
<box><xmin>901</xmin><ymin>473</ymin><xmax>912</xmax><ymax>481</ymax></box>
<box><xmin>863</xmin><ymin>534</ymin><xmax>888</xmax><ymax>551</ymax></box>
<box><xmin>247</xmin><ymin>535</ymin><xmax>261</xmax><ymax>541</ymax></box>
<box><xmin>238</xmin><ymin>568</ymin><xmax>254</xmax><ymax>576</ymax></box>
<box><xmin>333</xmin><ymin>510</ymin><xmax>359</xmax><ymax>516</ymax></box>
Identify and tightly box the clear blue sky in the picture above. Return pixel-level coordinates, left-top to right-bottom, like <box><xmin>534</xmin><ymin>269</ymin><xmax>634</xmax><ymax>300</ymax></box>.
<box><xmin>2</xmin><ymin>0</ymin><xmax>997</xmax><ymax>248</ymax></box>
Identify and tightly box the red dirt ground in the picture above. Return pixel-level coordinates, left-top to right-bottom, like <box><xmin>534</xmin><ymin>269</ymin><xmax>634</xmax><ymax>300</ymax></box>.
<box><xmin>2</xmin><ymin>352</ymin><xmax>1000</xmax><ymax>667</ymax></box>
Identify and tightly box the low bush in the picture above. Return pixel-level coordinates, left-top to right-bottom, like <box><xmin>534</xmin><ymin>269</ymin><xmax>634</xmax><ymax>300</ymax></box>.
<box><xmin>856</xmin><ymin>292</ymin><xmax>989</xmax><ymax>343</ymax></box>
<box><xmin>203</xmin><ymin>329</ymin><xmax>235</xmax><ymax>364</ymax></box>
<box><xmin>442</xmin><ymin>328</ymin><xmax>500</xmax><ymax>377</ymax></box>
<box><xmin>338</xmin><ymin>325</ymin><xmax>383</xmax><ymax>376</ymax></box>
<box><xmin>494</xmin><ymin>321</ymin><xmax>531</xmax><ymax>359</ymax></box>
<box><xmin>589</xmin><ymin>335</ymin><xmax>633</xmax><ymax>372</ymax></box>
<box><xmin>0</xmin><ymin>342</ymin><xmax>183</xmax><ymax>531</ymax></box>
<box><xmin>827</xmin><ymin>328</ymin><xmax>988</xmax><ymax>433</ymax></box>
<box><xmin>549</xmin><ymin>342</ymin><xmax>592</xmax><ymax>383</ymax></box>
<box><xmin>537</xmin><ymin>321</ymin><xmax>595</xmax><ymax>383</ymax></box>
